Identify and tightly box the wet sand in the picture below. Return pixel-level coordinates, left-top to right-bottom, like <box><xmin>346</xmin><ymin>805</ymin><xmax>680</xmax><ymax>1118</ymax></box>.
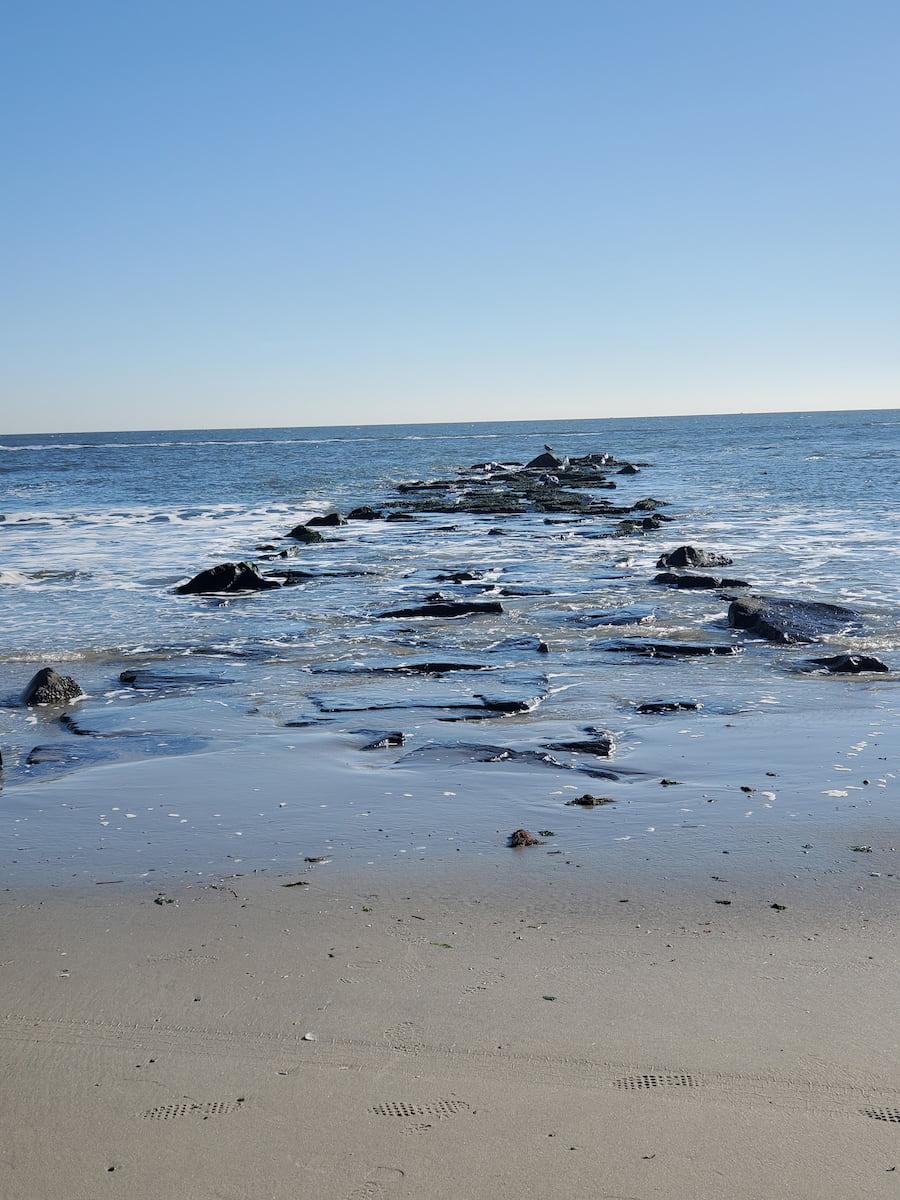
<box><xmin>3</xmin><ymin>854</ymin><xmax>900</xmax><ymax>1200</ymax></box>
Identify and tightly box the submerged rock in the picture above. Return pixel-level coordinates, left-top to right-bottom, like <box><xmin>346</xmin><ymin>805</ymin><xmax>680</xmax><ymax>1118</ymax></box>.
<box><xmin>546</xmin><ymin>734</ymin><xmax>616</xmax><ymax>757</ymax></box>
<box><xmin>176</xmin><ymin>562</ymin><xmax>280</xmax><ymax>594</ymax></box>
<box><xmin>310</xmin><ymin>660</ymin><xmax>495</xmax><ymax>676</ymax></box>
<box><xmin>654</xmin><ymin>572</ymin><xmax>749</xmax><ymax>589</ymax></box>
<box><xmin>595</xmin><ymin>638</ymin><xmax>742</xmax><ymax>658</ymax></box>
<box><xmin>354</xmin><ymin>729</ymin><xmax>406</xmax><ymax>749</ymax></box>
<box><xmin>22</xmin><ymin>667</ymin><xmax>84</xmax><ymax>706</ymax></box>
<box><xmin>119</xmin><ymin>669</ymin><xmax>235</xmax><ymax>691</ymax></box>
<box><xmin>573</xmin><ymin>606</ymin><xmax>656</xmax><ymax>627</ymax></box>
<box><xmin>635</xmin><ymin>700</ymin><xmax>704</xmax><ymax>713</ymax></box>
<box><xmin>807</xmin><ymin>654</ymin><xmax>890</xmax><ymax>674</ymax></box>
<box><xmin>377</xmin><ymin>600</ymin><xmax>504</xmax><ymax>618</ymax></box>
<box><xmin>728</xmin><ymin>596</ymin><xmax>861</xmax><ymax>643</ymax></box>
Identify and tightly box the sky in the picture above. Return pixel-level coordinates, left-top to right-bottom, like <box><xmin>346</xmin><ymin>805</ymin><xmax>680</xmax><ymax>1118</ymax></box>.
<box><xmin>2</xmin><ymin>1</ymin><xmax>898</xmax><ymax>433</ymax></box>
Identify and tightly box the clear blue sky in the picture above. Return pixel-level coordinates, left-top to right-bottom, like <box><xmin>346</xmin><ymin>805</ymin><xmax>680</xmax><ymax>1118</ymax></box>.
<box><xmin>3</xmin><ymin>1</ymin><xmax>898</xmax><ymax>433</ymax></box>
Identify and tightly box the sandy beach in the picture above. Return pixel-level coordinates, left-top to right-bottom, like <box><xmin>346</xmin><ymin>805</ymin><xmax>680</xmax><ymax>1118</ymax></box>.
<box><xmin>3</xmin><ymin>848</ymin><xmax>900</xmax><ymax>1200</ymax></box>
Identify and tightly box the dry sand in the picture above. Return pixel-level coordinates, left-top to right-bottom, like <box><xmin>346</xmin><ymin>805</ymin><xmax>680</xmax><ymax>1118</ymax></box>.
<box><xmin>3</xmin><ymin>851</ymin><xmax>900</xmax><ymax>1200</ymax></box>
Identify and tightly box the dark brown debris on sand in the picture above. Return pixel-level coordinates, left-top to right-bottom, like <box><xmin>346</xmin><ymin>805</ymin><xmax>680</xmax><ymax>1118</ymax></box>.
<box><xmin>508</xmin><ymin>829</ymin><xmax>545</xmax><ymax>847</ymax></box>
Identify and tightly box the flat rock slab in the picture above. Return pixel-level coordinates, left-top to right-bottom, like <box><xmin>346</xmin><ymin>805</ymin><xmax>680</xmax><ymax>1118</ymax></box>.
<box><xmin>728</xmin><ymin>596</ymin><xmax>862</xmax><ymax>644</ymax></box>
<box><xmin>634</xmin><ymin>700</ymin><xmax>704</xmax><ymax>714</ymax></box>
<box><xmin>309</xmin><ymin>661</ymin><xmax>496</xmax><ymax>676</ymax></box>
<box><xmin>25</xmin><ymin>743</ymin><xmax>112</xmax><ymax>769</ymax></box>
<box><xmin>376</xmin><ymin>601</ymin><xmax>505</xmax><ymax>618</ymax></box>
<box><xmin>398</xmin><ymin>741</ymin><xmax>623</xmax><ymax>779</ymax></box>
<box><xmin>119</xmin><ymin>669</ymin><xmax>236</xmax><ymax>691</ymax></box>
<box><xmin>311</xmin><ymin>671</ymin><xmax>548</xmax><ymax>718</ymax></box>
<box><xmin>594</xmin><ymin>638</ymin><xmax>742</xmax><ymax>658</ymax></box>
<box><xmin>654</xmin><ymin>572</ymin><xmax>749</xmax><ymax>589</ymax></box>
<box><xmin>350</xmin><ymin>729</ymin><xmax>407</xmax><ymax>749</ymax></box>
<box><xmin>573</xmin><ymin>606</ymin><xmax>656</xmax><ymax>626</ymax></box>
<box><xmin>545</xmin><ymin>736</ymin><xmax>616</xmax><ymax>757</ymax></box>
<box><xmin>806</xmin><ymin>654</ymin><xmax>890</xmax><ymax>673</ymax></box>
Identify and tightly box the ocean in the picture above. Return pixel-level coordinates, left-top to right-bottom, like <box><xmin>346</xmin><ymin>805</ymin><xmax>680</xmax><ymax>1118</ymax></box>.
<box><xmin>1</xmin><ymin>410</ymin><xmax>898</xmax><ymax>886</ymax></box>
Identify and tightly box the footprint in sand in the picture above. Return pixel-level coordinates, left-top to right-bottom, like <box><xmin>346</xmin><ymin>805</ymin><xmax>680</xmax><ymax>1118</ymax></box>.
<box><xmin>346</xmin><ymin>1166</ymin><xmax>405</xmax><ymax>1198</ymax></box>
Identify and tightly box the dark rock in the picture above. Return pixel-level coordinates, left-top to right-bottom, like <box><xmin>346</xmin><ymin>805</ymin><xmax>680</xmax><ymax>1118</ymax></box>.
<box><xmin>488</xmin><ymin>527</ymin><xmax>507</xmax><ymax>535</ymax></box>
<box><xmin>286</xmin><ymin>524</ymin><xmax>325</xmax><ymax>543</ymax></box>
<box><xmin>546</xmin><ymin>736</ymin><xmax>615</xmax><ymax>757</ymax></box>
<box><xmin>347</xmin><ymin>506</ymin><xmax>383</xmax><ymax>520</ymax></box>
<box><xmin>525</xmin><ymin>452</ymin><xmax>562</xmax><ymax>469</ymax></box>
<box><xmin>119</xmin><ymin>669</ymin><xmax>235</xmax><ymax>691</ymax></box>
<box><xmin>573</xmin><ymin>606</ymin><xmax>656</xmax><ymax>627</ymax></box>
<box><xmin>565</xmin><ymin>794</ymin><xmax>616</xmax><ymax>807</ymax></box>
<box><xmin>476</xmin><ymin>693</ymin><xmax>544</xmax><ymax>714</ymax></box>
<box><xmin>176</xmin><ymin>562</ymin><xmax>281</xmax><ymax>594</ymax></box>
<box><xmin>354</xmin><ymin>730</ymin><xmax>407</xmax><ymax>750</ymax></box>
<box><xmin>26</xmin><ymin>744</ymin><xmax>102</xmax><ymax>767</ymax></box>
<box><xmin>595</xmin><ymin>638</ymin><xmax>742</xmax><ymax>658</ymax></box>
<box><xmin>385</xmin><ymin>511</ymin><xmax>418</xmax><ymax>521</ymax></box>
<box><xmin>496</xmin><ymin>587</ymin><xmax>553</xmax><ymax>596</ymax></box>
<box><xmin>487</xmin><ymin>635</ymin><xmax>550</xmax><ymax>654</ymax></box>
<box><xmin>58</xmin><ymin>713</ymin><xmax>151</xmax><ymax>738</ymax></box>
<box><xmin>654</xmin><ymin>572</ymin><xmax>750</xmax><ymax>589</ymax></box>
<box><xmin>310</xmin><ymin>660</ymin><xmax>495</xmax><ymax>676</ymax></box>
<box><xmin>434</xmin><ymin>571</ymin><xmax>483</xmax><ymax>582</ymax></box>
<box><xmin>277</xmin><ymin>568</ymin><xmax>375</xmax><ymax>586</ymax></box>
<box><xmin>617</xmin><ymin>463</ymin><xmax>640</xmax><ymax>474</ymax></box>
<box><xmin>306</xmin><ymin>512</ymin><xmax>346</xmax><ymax>527</ymax></box>
<box><xmin>633</xmin><ymin>498</ymin><xmax>668</xmax><ymax>511</ymax></box>
<box><xmin>22</xmin><ymin>667</ymin><xmax>84</xmax><ymax>706</ymax></box>
<box><xmin>635</xmin><ymin>700</ymin><xmax>704</xmax><ymax>713</ymax></box>
<box><xmin>728</xmin><ymin>596</ymin><xmax>861</xmax><ymax>644</ymax></box>
<box><xmin>377</xmin><ymin>601</ymin><xmax>505</xmax><ymax>619</ymax></box>
<box><xmin>398</xmin><ymin>741</ymin><xmax>623</xmax><ymax>779</ymax></box>
<box><xmin>657</xmin><ymin>545</ymin><xmax>734</xmax><ymax>569</ymax></box>
<box><xmin>807</xmin><ymin>654</ymin><xmax>890</xmax><ymax>674</ymax></box>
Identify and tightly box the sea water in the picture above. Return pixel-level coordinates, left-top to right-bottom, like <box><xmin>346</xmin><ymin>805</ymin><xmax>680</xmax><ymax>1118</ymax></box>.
<box><xmin>1</xmin><ymin>410</ymin><xmax>898</xmax><ymax>883</ymax></box>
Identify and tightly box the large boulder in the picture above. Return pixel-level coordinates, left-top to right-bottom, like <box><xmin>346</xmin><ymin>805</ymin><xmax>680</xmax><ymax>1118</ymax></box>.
<box><xmin>657</xmin><ymin>545</ymin><xmax>734</xmax><ymax>569</ymax></box>
<box><xmin>728</xmin><ymin>596</ymin><xmax>861</xmax><ymax>643</ymax></box>
<box><xmin>175</xmin><ymin>562</ymin><xmax>280</xmax><ymax>595</ymax></box>
<box><xmin>22</xmin><ymin>667</ymin><xmax>84</xmax><ymax>706</ymax></box>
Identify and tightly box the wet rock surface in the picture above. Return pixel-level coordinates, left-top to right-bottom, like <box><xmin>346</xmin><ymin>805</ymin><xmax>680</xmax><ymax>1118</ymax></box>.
<box><xmin>728</xmin><ymin>595</ymin><xmax>863</xmax><ymax>643</ymax></box>
<box><xmin>594</xmin><ymin>638</ymin><xmax>743</xmax><ymax>658</ymax></box>
<box><xmin>376</xmin><ymin>600</ymin><xmax>505</xmax><ymax>619</ymax></box>
<box><xmin>176</xmin><ymin>561</ymin><xmax>280</xmax><ymax>594</ymax></box>
<box><xmin>657</xmin><ymin>545</ymin><xmax>734</xmax><ymax>569</ymax></box>
<box><xmin>22</xmin><ymin>667</ymin><xmax>84</xmax><ymax>707</ymax></box>
<box><xmin>654</xmin><ymin>572</ymin><xmax>750</xmax><ymax>589</ymax></box>
<box><xmin>806</xmin><ymin>654</ymin><xmax>890</xmax><ymax>673</ymax></box>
